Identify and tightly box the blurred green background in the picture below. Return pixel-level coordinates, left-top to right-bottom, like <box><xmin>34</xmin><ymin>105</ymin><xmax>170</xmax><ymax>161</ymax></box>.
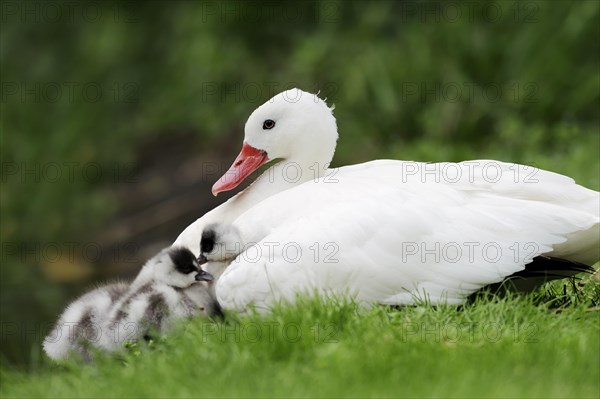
<box><xmin>1</xmin><ymin>0</ymin><xmax>598</xmax><ymax>368</ymax></box>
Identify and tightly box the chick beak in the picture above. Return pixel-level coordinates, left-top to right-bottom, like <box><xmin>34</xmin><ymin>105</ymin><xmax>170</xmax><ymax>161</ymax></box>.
<box><xmin>197</xmin><ymin>254</ymin><xmax>208</xmax><ymax>266</ymax></box>
<box><xmin>195</xmin><ymin>269</ymin><xmax>214</xmax><ymax>282</ymax></box>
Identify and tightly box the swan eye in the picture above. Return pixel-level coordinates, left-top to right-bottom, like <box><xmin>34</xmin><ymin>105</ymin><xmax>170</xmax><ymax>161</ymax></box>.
<box><xmin>263</xmin><ymin>119</ymin><xmax>276</xmax><ymax>130</ymax></box>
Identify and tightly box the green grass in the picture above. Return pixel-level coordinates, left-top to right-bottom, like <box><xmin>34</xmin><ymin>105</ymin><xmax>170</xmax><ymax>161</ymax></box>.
<box><xmin>2</xmin><ymin>2</ymin><xmax>598</xmax><ymax>396</ymax></box>
<box><xmin>2</xmin><ymin>278</ymin><xmax>599</xmax><ymax>399</ymax></box>
<box><xmin>2</xmin><ymin>0</ymin><xmax>599</xmax><ymax>369</ymax></box>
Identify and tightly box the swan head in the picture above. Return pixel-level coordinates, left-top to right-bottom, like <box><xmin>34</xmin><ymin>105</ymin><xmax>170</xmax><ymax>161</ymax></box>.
<box><xmin>198</xmin><ymin>223</ymin><xmax>244</xmax><ymax>264</ymax></box>
<box><xmin>212</xmin><ymin>88</ymin><xmax>338</xmax><ymax>195</ymax></box>
<box><xmin>149</xmin><ymin>247</ymin><xmax>214</xmax><ymax>288</ymax></box>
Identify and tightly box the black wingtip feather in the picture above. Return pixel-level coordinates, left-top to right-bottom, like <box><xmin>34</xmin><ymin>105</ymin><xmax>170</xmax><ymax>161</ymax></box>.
<box><xmin>511</xmin><ymin>256</ymin><xmax>595</xmax><ymax>277</ymax></box>
<box><xmin>469</xmin><ymin>256</ymin><xmax>596</xmax><ymax>302</ymax></box>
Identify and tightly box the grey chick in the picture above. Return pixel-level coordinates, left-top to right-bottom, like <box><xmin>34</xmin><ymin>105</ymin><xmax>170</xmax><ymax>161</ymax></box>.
<box><xmin>99</xmin><ymin>246</ymin><xmax>215</xmax><ymax>352</ymax></box>
<box><xmin>198</xmin><ymin>222</ymin><xmax>245</xmax><ymax>281</ymax></box>
<box><xmin>43</xmin><ymin>282</ymin><xmax>129</xmax><ymax>361</ymax></box>
<box><xmin>44</xmin><ymin>246</ymin><xmax>215</xmax><ymax>360</ymax></box>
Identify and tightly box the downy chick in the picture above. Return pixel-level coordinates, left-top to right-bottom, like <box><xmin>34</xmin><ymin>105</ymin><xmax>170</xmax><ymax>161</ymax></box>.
<box><xmin>43</xmin><ymin>282</ymin><xmax>129</xmax><ymax>361</ymax></box>
<box><xmin>99</xmin><ymin>246</ymin><xmax>216</xmax><ymax>352</ymax></box>
<box><xmin>44</xmin><ymin>246</ymin><xmax>215</xmax><ymax>360</ymax></box>
<box><xmin>198</xmin><ymin>222</ymin><xmax>245</xmax><ymax>281</ymax></box>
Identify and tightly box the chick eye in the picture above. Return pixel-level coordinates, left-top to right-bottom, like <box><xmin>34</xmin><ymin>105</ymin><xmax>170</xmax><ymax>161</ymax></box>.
<box><xmin>263</xmin><ymin>119</ymin><xmax>275</xmax><ymax>130</ymax></box>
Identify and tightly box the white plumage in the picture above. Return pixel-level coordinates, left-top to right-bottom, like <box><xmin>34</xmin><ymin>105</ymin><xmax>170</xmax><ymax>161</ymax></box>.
<box><xmin>174</xmin><ymin>89</ymin><xmax>599</xmax><ymax>313</ymax></box>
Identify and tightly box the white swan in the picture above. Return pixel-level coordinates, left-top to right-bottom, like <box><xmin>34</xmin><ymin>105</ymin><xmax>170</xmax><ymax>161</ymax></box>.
<box><xmin>174</xmin><ymin>88</ymin><xmax>338</xmax><ymax>252</ymax></box>
<box><xmin>176</xmin><ymin>89</ymin><xmax>599</xmax><ymax>312</ymax></box>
